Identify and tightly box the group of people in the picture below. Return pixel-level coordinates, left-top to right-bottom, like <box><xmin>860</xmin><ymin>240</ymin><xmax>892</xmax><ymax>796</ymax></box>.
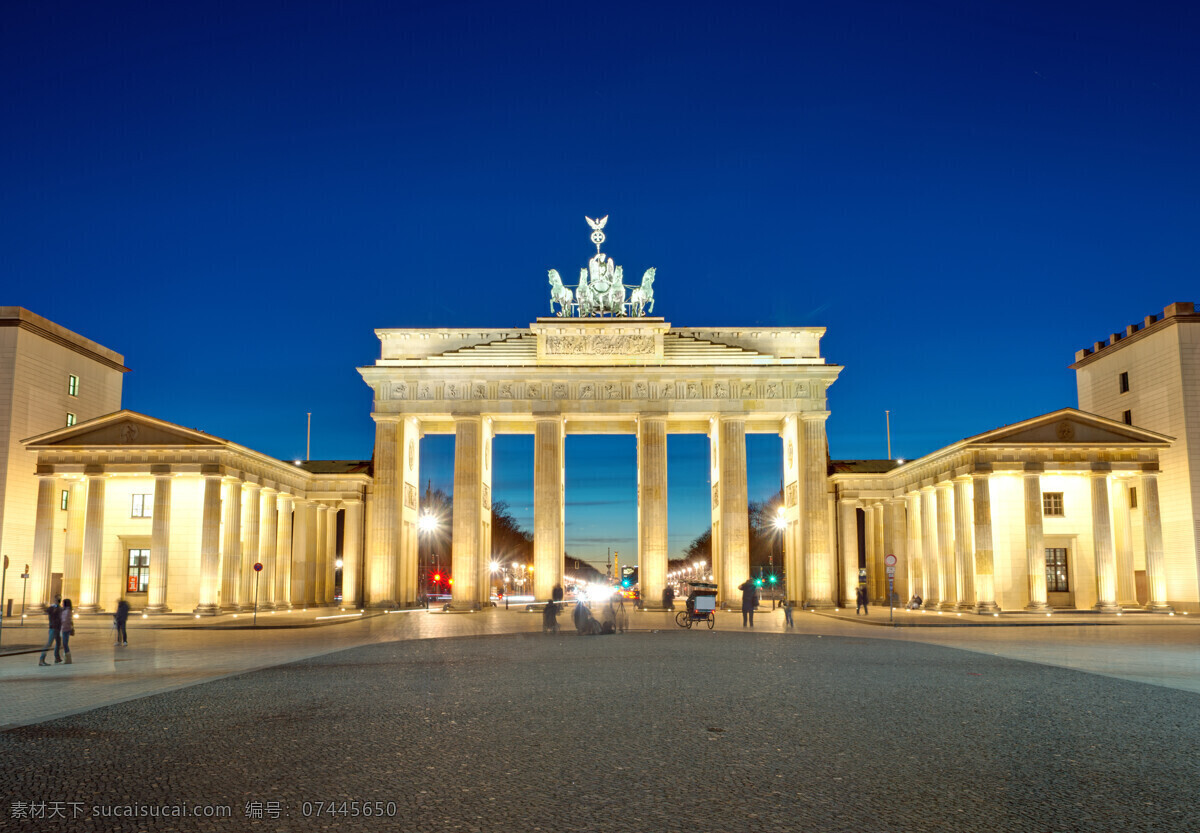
<box><xmin>541</xmin><ymin>583</ymin><xmax>628</xmax><ymax>635</ymax></box>
<box><xmin>37</xmin><ymin>596</ymin><xmax>130</xmax><ymax>667</ymax></box>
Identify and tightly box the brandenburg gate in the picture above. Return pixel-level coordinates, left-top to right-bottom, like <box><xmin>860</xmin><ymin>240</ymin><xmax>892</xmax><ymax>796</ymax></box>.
<box><xmin>358</xmin><ymin>218</ymin><xmax>842</xmax><ymax>609</ymax></box>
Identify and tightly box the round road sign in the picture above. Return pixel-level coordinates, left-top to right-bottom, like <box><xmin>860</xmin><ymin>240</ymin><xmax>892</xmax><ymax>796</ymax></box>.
<box><xmin>884</xmin><ymin>554</ymin><xmax>897</xmax><ymax>567</ymax></box>
<box><xmin>253</xmin><ymin>562</ymin><xmax>263</xmax><ymax>572</ymax></box>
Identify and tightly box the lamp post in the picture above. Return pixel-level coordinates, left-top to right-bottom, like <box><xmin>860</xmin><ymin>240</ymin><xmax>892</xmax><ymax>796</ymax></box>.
<box><xmin>418</xmin><ymin>512</ymin><xmax>439</xmax><ymax>603</ymax></box>
<box><xmin>773</xmin><ymin>510</ymin><xmax>787</xmax><ymax>608</ymax></box>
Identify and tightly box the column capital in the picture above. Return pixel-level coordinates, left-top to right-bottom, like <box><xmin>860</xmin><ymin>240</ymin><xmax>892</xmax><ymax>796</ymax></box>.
<box><xmin>970</xmin><ymin>469</ymin><xmax>991</xmax><ymax>481</ymax></box>
<box><xmin>243</xmin><ymin>481</ymin><xmax>263</xmax><ymax>493</ymax></box>
<box><xmin>838</xmin><ymin>497</ymin><xmax>860</xmax><ymax>508</ymax></box>
<box><xmin>1023</xmin><ymin>462</ymin><xmax>1045</xmax><ymax>473</ymax></box>
<box><xmin>150</xmin><ymin>464</ymin><xmax>172</xmax><ymax>476</ymax></box>
<box><xmin>1089</xmin><ymin>465</ymin><xmax>1112</xmax><ymax>477</ymax></box>
<box><xmin>971</xmin><ymin>462</ymin><xmax>993</xmax><ymax>476</ymax></box>
<box><xmin>798</xmin><ymin>410</ymin><xmax>831</xmax><ymax>421</ymax></box>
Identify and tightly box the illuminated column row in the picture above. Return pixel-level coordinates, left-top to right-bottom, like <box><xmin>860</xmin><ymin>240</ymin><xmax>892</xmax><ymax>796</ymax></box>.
<box><xmin>638</xmin><ymin>417</ymin><xmax>669</xmax><ymax>608</ymax></box>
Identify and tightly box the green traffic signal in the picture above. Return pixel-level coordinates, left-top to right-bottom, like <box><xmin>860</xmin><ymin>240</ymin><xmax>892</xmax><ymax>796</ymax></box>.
<box><xmin>768</xmin><ymin>575</ymin><xmax>777</xmax><ymax>584</ymax></box>
<box><xmin>754</xmin><ymin>578</ymin><xmax>763</xmax><ymax>587</ymax></box>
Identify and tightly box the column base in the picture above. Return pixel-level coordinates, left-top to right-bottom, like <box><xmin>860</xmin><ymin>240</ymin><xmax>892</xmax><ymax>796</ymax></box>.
<box><xmin>806</xmin><ymin>600</ymin><xmax>837</xmax><ymax>610</ymax></box>
<box><xmin>1145</xmin><ymin>603</ymin><xmax>1175</xmax><ymax>613</ymax></box>
<box><xmin>974</xmin><ymin>601</ymin><xmax>1001</xmax><ymax>614</ymax></box>
<box><xmin>368</xmin><ymin>600</ymin><xmax>398</xmax><ymax>609</ymax></box>
<box><xmin>446</xmin><ymin>602</ymin><xmax>480</xmax><ymax>612</ymax></box>
<box><xmin>76</xmin><ymin>604</ymin><xmax>104</xmax><ymax>614</ymax></box>
<box><xmin>144</xmin><ymin>605</ymin><xmax>172</xmax><ymax>615</ymax></box>
<box><xmin>1024</xmin><ymin>601</ymin><xmax>1050</xmax><ymax>611</ymax></box>
<box><xmin>1093</xmin><ymin>602</ymin><xmax>1122</xmax><ymax>614</ymax></box>
<box><xmin>193</xmin><ymin>604</ymin><xmax>221</xmax><ymax>616</ymax></box>
<box><xmin>922</xmin><ymin>599</ymin><xmax>940</xmax><ymax>609</ymax></box>
<box><xmin>937</xmin><ymin>601</ymin><xmax>958</xmax><ymax>611</ymax></box>
<box><xmin>957</xmin><ymin>602</ymin><xmax>976</xmax><ymax>612</ymax></box>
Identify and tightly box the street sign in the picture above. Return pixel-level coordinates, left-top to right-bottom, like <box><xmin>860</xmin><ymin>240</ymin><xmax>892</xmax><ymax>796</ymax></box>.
<box><xmin>254</xmin><ymin>562</ymin><xmax>263</xmax><ymax>572</ymax></box>
<box><xmin>886</xmin><ymin>565</ymin><xmax>896</xmax><ymax>577</ymax></box>
<box><xmin>884</xmin><ymin>554</ymin><xmax>897</xmax><ymax>567</ymax></box>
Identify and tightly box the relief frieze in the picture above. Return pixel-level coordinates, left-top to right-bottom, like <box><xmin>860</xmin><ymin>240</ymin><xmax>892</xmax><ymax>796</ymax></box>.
<box><xmin>545</xmin><ymin>335</ymin><xmax>655</xmax><ymax>355</ymax></box>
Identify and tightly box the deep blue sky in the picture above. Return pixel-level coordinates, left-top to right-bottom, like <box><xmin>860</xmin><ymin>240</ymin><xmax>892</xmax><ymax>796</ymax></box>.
<box><xmin>4</xmin><ymin>1</ymin><xmax>1197</xmax><ymax>569</ymax></box>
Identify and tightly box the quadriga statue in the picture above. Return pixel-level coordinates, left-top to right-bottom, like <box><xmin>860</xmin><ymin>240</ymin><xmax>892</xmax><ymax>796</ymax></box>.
<box><xmin>547</xmin><ymin>269</ymin><xmax>573</xmax><ymax>317</ymax></box>
<box><xmin>630</xmin><ymin>268</ymin><xmax>656</xmax><ymax>316</ymax></box>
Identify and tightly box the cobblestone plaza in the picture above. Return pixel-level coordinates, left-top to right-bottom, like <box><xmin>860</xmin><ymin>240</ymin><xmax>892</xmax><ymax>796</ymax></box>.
<box><xmin>3</xmin><ymin>610</ymin><xmax>1198</xmax><ymax>831</ymax></box>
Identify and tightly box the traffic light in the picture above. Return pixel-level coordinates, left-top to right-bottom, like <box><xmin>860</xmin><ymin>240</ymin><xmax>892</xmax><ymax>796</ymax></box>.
<box><xmin>768</xmin><ymin>575</ymin><xmax>777</xmax><ymax>584</ymax></box>
<box><xmin>432</xmin><ymin>573</ymin><xmax>441</xmax><ymax>583</ymax></box>
<box><xmin>754</xmin><ymin>577</ymin><xmax>763</xmax><ymax>587</ymax></box>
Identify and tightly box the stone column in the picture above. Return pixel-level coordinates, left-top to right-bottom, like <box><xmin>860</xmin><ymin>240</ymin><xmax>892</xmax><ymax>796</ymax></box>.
<box><xmin>717</xmin><ymin>417</ymin><xmax>750</xmax><ymax>604</ymax></box>
<box><xmin>28</xmin><ymin>474</ymin><xmax>57</xmax><ymax>612</ymax></box>
<box><xmin>838</xmin><ymin>499</ymin><xmax>859</xmax><ymax>607</ymax></box>
<box><xmin>220</xmin><ymin>479</ymin><xmax>243</xmax><ymax>610</ymax></box>
<box><xmin>801</xmin><ymin>413</ymin><xmax>834</xmax><ymax>607</ymax></box>
<box><xmin>1023</xmin><ymin>467</ymin><xmax>1049</xmax><ymax>610</ymax></box>
<box><xmin>396</xmin><ymin>417</ymin><xmax>422</xmax><ymax>608</ymax></box>
<box><xmin>779</xmin><ymin>415</ymin><xmax>804</xmax><ymax>606</ymax></box>
<box><xmin>872</xmin><ymin>503</ymin><xmax>887</xmax><ymax>604</ymax></box>
<box><xmin>888</xmin><ymin>498</ymin><xmax>908</xmax><ymax>605</ymax></box>
<box><xmin>291</xmin><ymin>498</ymin><xmax>310</xmax><ymax>607</ymax></box>
<box><xmin>77</xmin><ymin>474</ymin><xmax>106</xmax><ymax>612</ymax></box>
<box><xmin>314</xmin><ymin>504</ymin><xmax>328</xmax><ymax>605</ymax></box>
<box><xmin>194</xmin><ymin>473</ymin><xmax>224</xmax><ymax>615</ymax></box>
<box><xmin>534</xmin><ymin>417</ymin><xmax>566</xmax><ymax>600</ymax></box>
<box><xmin>972</xmin><ymin>470</ymin><xmax>1000</xmax><ymax>613</ymax></box>
<box><xmin>707</xmin><ymin>419</ymin><xmax>723</xmax><ymax>605</ymax></box>
<box><xmin>324</xmin><ymin>505</ymin><xmax>337</xmax><ymax>605</ymax></box>
<box><xmin>275</xmin><ymin>495</ymin><xmax>293</xmax><ymax>609</ymax></box>
<box><xmin>920</xmin><ymin>487</ymin><xmax>939</xmax><ymax>607</ymax></box>
<box><xmin>145</xmin><ymin>471</ymin><xmax>172</xmax><ymax>614</ymax></box>
<box><xmin>952</xmin><ymin>477</ymin><xmax>975</xmax><ymax>610</ymax></box>
<box><xmin>1140</xmin><ymin>472</ymin><xmax>1173</xmax><ymax>612</ymax></box>
<box><xmin>239</xmin><ymin>484</ymin><xmax>261</xmax><ymax>611</ymax></box>
<box><xmin>305</xmin><ymin>500</ymin><xmax>319</xmax><ymax>607</ymax></box>
<box><xmin>342</xmin><ymin>499</ymin><xmax>364</xmax><ymax>608</ymax></box>
<box><xmin>259</xmin><ymin>489</ymin><xmax>278</xmax><ymax>610</ymax></box>
<box><xmin>451</xmin><ymin>416</ymin><xmax>490</xmax><ymax>609</ymax></box>
<box><xmin>638</xmin><ymin>416</ymin><xmax>669</xmax><ymax>608</ymax></box>
<box><xmin>62</xmin><ymin>479</ymin><xmax>87</xmax><ymax>606</ymax></box>
<box><xmin>905</xmin><ymin>492</ymin><xmax>924</xmax><ymax>605</ymax></box>
<box><xmin>1111</xmin><ymin>479</ymin><xmax>1138</xmax><ymax>606</ymax></box>
<box><xmin>935</xmin><ymin>482</ymin><xmax>956</xmax><ymax>609</ymax></box>
<box><xmin>367</xmin><ymin>417</ymin><xmax>399</xmax><ymax>608</ymax></box>
<box><xmin>1090</xmin><ymin>469</ymin><xmax>1120</xmax><ymax>613</ymax></box>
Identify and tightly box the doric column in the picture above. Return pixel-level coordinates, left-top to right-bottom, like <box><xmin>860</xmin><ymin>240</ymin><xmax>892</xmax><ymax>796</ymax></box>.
<box><xmin>305</xmin><ymin>499</ymin><xmax>319</xmax><ymax>606</ymax></box>
<box><xmin>534</xmin><ymin>417</ymin><xmax>566</xmax><ymax>600</ymax></box>
<box><xmin>194</xmin><ymin>473</ymin><xmax>224</xmax><ymax>615</ymax></box>
<box><xmin>952</xmin><ymin>477</ymin><xmax>975</xmax><ymax>610</ymax></box>
<box><xmin>451</xmin><ymin>416</ymin><xmax>491</xmax><ymax>609</ymax></box>
<box><xmin>367</xmin><ymin>417</ymin><xmax>399</xmax><ymax>608</ymax></box>
<box><xmin>28</xmin><ymin>473</ymin><xmax>57</xmax><ymax>612</ymax></box>
<box><xmin>62</xmin><ymin>479</ymin><xmax>87</xmax><ymax>606</ymax></box>
<box><xmin>935</xmin><ymin>482</ymin><xmax>956</xmax><ymax>609</ymax></box>
<box><xmin>77</xmin><ymin>473</ymin><xmax>106</xmax><ymax>612</ymax></box>
<box><xmin>838</xmin><ymin>498</ymin><xmax>859</xmax><ymax>607</ymax></box>
<box><xmin>324</xmin><ymin>505</ymin><xmax>337</xmax><ymax>605</ymax></box>
<box><xmin>275</xmin><ymin>495</ymin><xmax>294</xmax><ymax>609</ymax></box>
<box><xmin>220</xmin><ymin>479</ymin><xmax>243</xmax><ymax>610</ymax></box>
<box><xmin>972</xmin><ymin>470</ymin><xmax>1000</xmax><ymax>613</ymax></box>
<box><xmin>396</xmin><ymin>417</ymin><xmax>422</xmax><ymax>607</ymax></box>
<box><xmin>291</xmin><ymin>498</ymin><xmax>310</xmax><ymax>607</ymax></box>
<box><xmin>314</xmin><ymin>504</ymin><xmax>328</xmax><ymax>605</ymax></box>
<box><xmin>920</xmin><ymin>487</ymin><xmax>939</xmax><ymax>607</ymax></box>
<box><xmin>779</xmin><ymin>415</ymin><xmax>804</xmax><ymax>606</ymax></box>
<box><xmin>1111</xmin><ymin>479</ymin><xmax>1138</xmax><ymax>606</ymax></box>
<box><xmin>145</xmin><ymin>471</ymin><xmax>172</xmax><ymax>614</ymax></box>
<box><xmin>239</xmin><ymin>483</ymin><xmax>261</xmax><ymax>611</ymax></box>
<box><xmin>1090</xmin><ymin>468</ymin><xmax>1120</xmax><ymax>613</ymax></box>
<box><xmin>1140</xmin><ymin>471</ymin><xmax>1173</xmax><ymax>612</ymax></box>
<box><xmin>1023</xmin><ymin>467</ymin><xmax>1049</xmax><ymax>610</ymax></box>
<box><xmin>868</xmin><ymin>503</ymin><xmax>883</xmax><ymax>603</ymax></box>
<box><xmin>801</xmin><ymin>413</ymin><xmax>834</xmax><ymax>607</ymax></box>
<box><xmin>341</xmin><ymin>499</ymin><xmax>364</xmax><ymax>607</ymax></box>
<box><xmin>717</xmin><ymin>417</ymin><xmax>750</xmax><ymax>604</ymax></box>
<box><xmin>905</xmin><ymin>492</ymin><xmax>924</xmax><ymax>604</ymax></box>
<box><xmin>638</xmin><ymin>416</ymin><xmax>669</xmax><ymax>608</ymax></box>
<box><xmin>258</xmin><ymin>489</ymin><xmax>278</xmax><ymax>609</ymax></box>
<box><xmin>888</xmin><ymin>498</ymin><xmax>908</xmax><ymax>605</ymax></box>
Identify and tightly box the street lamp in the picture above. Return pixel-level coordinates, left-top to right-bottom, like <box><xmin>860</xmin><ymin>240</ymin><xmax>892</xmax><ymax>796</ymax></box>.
<box><xmin>418</xmin><ymin>513</ymin><xmax>440</xmax><ymax>602</ymax></box>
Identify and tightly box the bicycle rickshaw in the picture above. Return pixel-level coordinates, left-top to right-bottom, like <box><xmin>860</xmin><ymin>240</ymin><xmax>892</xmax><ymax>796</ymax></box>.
<box><xmin>675</xmin><ymin>581</ymin><xmax>717</xmax><ymax>629</ymax></box>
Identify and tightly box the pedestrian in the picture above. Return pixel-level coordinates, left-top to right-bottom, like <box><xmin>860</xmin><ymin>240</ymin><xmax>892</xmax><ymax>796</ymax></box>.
<box><xmin>542</xmin><ymin>599</ymin><xmax>559</xmax><ymax>634</ymax></box>
<box><xmin>38</xmin><ymin>594</ymin><xmax>63</xmax><ymax>666</ymax></box>
<box><xmin>856</xmin><ymin>585</ymin><xmax>869</xmax><ymax>616</ymax></box>
<box><xmin>781</xmin><ymin>596</ymin><xmax>794</xmax><ymax>627</ymax></box>
<box><xmin>58</xmin><ymin>599</ymin><xmax>75</xmax><ymax>663</ymax></box>
<box><xmin>738</xmin><ymin>579</ymin><xmax>758</xmax><ymax>627</ymax></box>
<box><xmin>661</xmin><ymin>585</ymin><xmax>675</xmax><ymax>611</ymax></box>
<box><xmin>114</xmin><ymin>599</ymin><xmax>130</xmax><ymax>646</ymax></box>
<box><xmin>552</xmin><ymin>583</ymin><xmax>564</xmax><ymax>603</ymax></box>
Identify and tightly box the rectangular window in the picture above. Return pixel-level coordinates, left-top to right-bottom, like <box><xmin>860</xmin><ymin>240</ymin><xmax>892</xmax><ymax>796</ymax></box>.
<box><xmin>1045</xmin><ymin>548</ymin><xmax>1070</xmax><ymax>593</ymax></box>
<box><xmin>66</xmin><ymin>413</ymin><xmax>76</xmax><ymax>426</ymax></box>
<box><xmin>1042</xmin><ymin>492</ymin><xmax>1064</xmax><ymax>517</ymax></box>
<box><xmin>1118</xmin><ymin>371</ymin><xmax>1129</xmax><ymax>394</ymax></box>
<box><xmin>1129</xmin><ymin>487</ymin><xmax>1138</xmax><ymax>509</ymax></box>
<box><xmin>131</xmin><ymin>494</ymin><xmax>153</xmax><ymax>518</ymax></box>
<box><xmin>1123</xmin><ymin>410</ymin><xmax>1132</xmax><ymax>425</ymax></box>
<box><xmin>68</xmin><ymin>374</ymin><xmax>79</xmax><ymax>396</ymax></box>
<box><xmin>60</xmin><ymin>489</ymin><xmax>69</xmax><ymax>511</ymax></box>
<box><xmin>126</xmin><ymin>548</ymin><xmax>150</xmax><ymax>593</ymax></box>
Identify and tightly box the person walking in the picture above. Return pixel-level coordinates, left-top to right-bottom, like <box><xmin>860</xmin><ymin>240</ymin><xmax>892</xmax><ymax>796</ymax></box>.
<box><xmin>738</xmin><ymin>579</ymin><xmax>759</xmax><ymax>628</ymax></box>
<box><xmin>58</xmin><ymin>599</ymin><xmax>75</xmax><ymax>663</ymax></box>
<box><xmin>781</xmin><ymin>596</ymin><xmax>794</xmax><ymax>628</ymax></box>
<box><xmin>38</xmin><ymin>595</ymin><xmax>63</xmax><ymax>666</ymax></box>
<box><xmin>855</xmin><ymin>585</ymin><xmax>869</xmax><ymax>616</ymax></box>
<box><xmin>113</xmin><ymin>599</ymin><xmax>130</xmax><ymax>646</ymax></box>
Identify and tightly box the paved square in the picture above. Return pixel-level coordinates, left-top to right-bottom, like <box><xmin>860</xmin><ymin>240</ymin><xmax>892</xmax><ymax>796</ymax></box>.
<box><xmin>3</xmin><ymin>627</ymin><xmax>1197</xmax><ymax>831</ymax></box>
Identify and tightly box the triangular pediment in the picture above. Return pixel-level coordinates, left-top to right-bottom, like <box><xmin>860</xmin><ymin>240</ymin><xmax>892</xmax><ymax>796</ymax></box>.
<box><xmin>968</xmin><ymin>409</ymin><xmax>1172</xmax><ymax>447</ymax></box>
<box><xmin>23</xmin><ymin>410</ymin><xmax>225</xmax><ymax>449</ymax></box>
